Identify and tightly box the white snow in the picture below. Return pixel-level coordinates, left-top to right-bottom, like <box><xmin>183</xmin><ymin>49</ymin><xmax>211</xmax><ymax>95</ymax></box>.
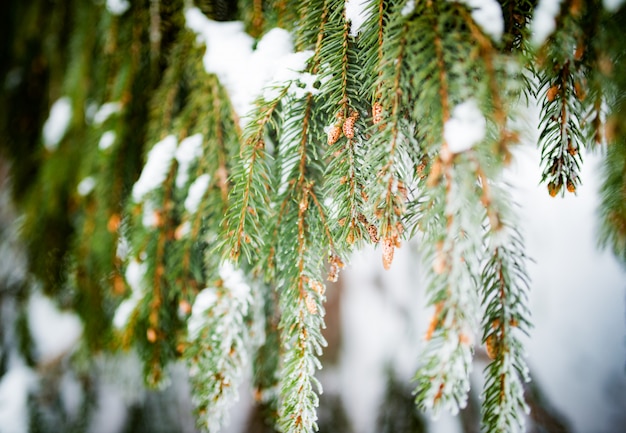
<box><xmin>603</xmin><ymin>0</ymin><xmax>626</xmax><ymax>10</ymax></box>
<box><xmin>131</xmin><ymin>135</ymin><xmax>178</xmax><ymax>202</ymax></box>
<box><xmin>289</xmin><ymin>72</ymin><xmax>320</xmax><ymax>99</ymax></box>
<box><xmin>116</xmin><ymin>235</ymin><xmax>130</xmax><ymax>260</ymax></box>
<box><xmin>531</xmin><ymin>0</ymin><xmax>563</xmax><ymax>46</ymax></box>
<box><xmin>262</xmin><ymin>50</ymin><xmax>315</xmax><ymax>101</ymax></box>
<box><xmin>187</xmin><ymin>288</ymin><xmax>219</xmax><ymax>338</ymax></box>
<box><xmin>401</xmin><ymin>0</ymin><xmax>416</xmax><ymax>15</ymax></box>
<box><xmin>60</xmin><ymin>371</ymin><xmax>84</xmax><ymax>421</ymax></box>
<box><xmin>339</xmin><ymin>244</ymin><xmax>424</xmax><ymax>433</ymax></box>
<box><xmin>99</xmin><ymin>130</ymin><xmax>116</xmax><ymax>151</ymax></box>
<box><xmin>77</xmin><ymin>176</ymin><xmax>96</xmax><ymax>196</ymax></box>
<box><xmin>456</xmin><ymin>0</ymin><xmax>504</xmax><ymax>41</ymax></box>
<box><xmin>141</xmin><ymin>199</ymin><xmax>158</xmax><ymax>228</ymax></box>
<box><xmin>184</xmin><ymin>173</ymin><xmax>211</xmax><ymax>213</ymax></box>
<box><xmin>0</xmin><ymin>364</ymin><xmax>37</xmax><ymax>433</ymax></box>
<box><xmin>175</xmin><ymin>133</ymin><xmax>204</xmax><ymax>189</ymax></box>
<box><xmin>28</xmin><ymin>292</ymin><xmax>83</xmax><ymax>363</ymax></box>
<box><xmin>443</xmin><ymin>99</ymin><xmax>486</xmax><ymax>153</ymax></box>
<box><xmin>87</xmin><ymin>383</ymin><xmax>128</xmax><ymax>433</ymax></box>
<box><xmin>42</xmin><ymin>96</ymin><xmax>72</xmax><ymax>151</ymax></box>
<box><xmin>219</xmin><ymin>262</ymin><xmax>251</xmax><ymax>304</ymax></box>
<box><xmin>94</xmin><ymin>102</ymin><xmax>122</xmax><ymax>125</ymax></box>
<box><xmin>345</xmin><ymin>0</ymin><xmax>369</xmax><ymax>36</ymax></box>
<box><xmin>113</xmin><ymin>259</ymin><xmax>147</xmax><ymax>329</ymax></box>
<box><xmin>185</xmin><ymin>8</ymin><xmax>254</xmax><ymax>116</ymax></box>
<box><xmin>185</xmin><ymin>8</ymin><xmax>314</xmax><ymax>119</ymax></box>
<box><xmin>106</xmin><ymin>0</ymin><xmax>130</xmax><ymax>16</ymax></box>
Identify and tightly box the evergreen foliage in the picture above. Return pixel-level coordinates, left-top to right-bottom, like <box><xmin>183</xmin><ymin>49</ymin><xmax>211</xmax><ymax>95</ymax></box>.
<box><xmin>1</xmin><ymin>1</ymin><xmax>626</xmax><ymax>433</ymax></box>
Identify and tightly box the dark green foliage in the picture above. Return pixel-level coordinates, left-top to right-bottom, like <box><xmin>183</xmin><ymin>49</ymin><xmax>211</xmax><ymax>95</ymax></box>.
<box><xmin>377</xmin><ymin>372</ymin><xmax>427</xmax><ymax>433</ymax></box>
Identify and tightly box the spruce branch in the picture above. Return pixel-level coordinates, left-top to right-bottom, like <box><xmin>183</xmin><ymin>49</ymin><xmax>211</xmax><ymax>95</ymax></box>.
<box><xmin>535</xmin><ymin>2</ymin><xmax>595</xmax><ymax>196</ymax></box>
<box><xmin>318</xmin><ymin>0</ymin><xmax>371</xmax><ymax>253</ymax></box>
<box><xmin>221</xmin><ymin>86</ymin><xmax>289</xmax><ymax>264</ymax></box>
<box><xmin>475</xmin><ymin>162</ymin><xmax>532</xmax><ymax>432</ymax></box>
<box><xmin>185</xmin><ymin>264</ymin><xmax>256</xmax><ymax>433</ymax></box>
<box><xmin>409</xmin><ymin>2</ymin><xmax>532</xmax><ymax>422</ymax></box>
<box><xmin>364</xmin><ymin>1</ymin><xmax>415</xmax><ymax>270</ymax></box>
<box><xmin>480</xmin><ymin>237</ymin><xmax>532</xmax><ymax>433</ymax></box>
<box><xmin>598</xmin><ymin>139</ymin><xmax>626</xmax><ymax>265</ymax></box>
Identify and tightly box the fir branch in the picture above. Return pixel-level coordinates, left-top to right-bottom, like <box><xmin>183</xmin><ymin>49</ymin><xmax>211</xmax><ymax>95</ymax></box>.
<box><xmin>480</xmin><ymin>228</ymin><xmax>532</xmax><ymax>432</ymax></box>
<box><xmin>365</xmin><ymin>2</ymin><xmax>413</xmax><ymax>269</ymax></box>
<box><xmin>318</xmin><ymin>1</ymin><xmax>370</xmax><ymax>252</ymax></box>
<box><xmin>410</xmin><ymin>1</ymin><xmax>522</xmax><ymax>418</ymax></box>
<box><xmin>413</xmin><ymin>164</ymin><xmax>484</xmax><ymax>417</ymax></box>
<box><xmin>535</xmin><ymin>3</ymin><xmax>592</xmax><ymax>196</ymax></box>
<box><xmin>598</xmin><ymin>138</ymin><xmax>626</xmax><ymax>265</ymax></box>
<box><xmin>295</xmin><ymin>0</ymin><xmax>329</xmax><ymax>53</ymax></box>
<box><xmin>221</xmin><ymin>86</ymin><xmax>290</xmax><ymax>264</ymax></box>
<box><xmin>185</xmin><ymin>264</ymin><xmax>255</xmax><ymax>433</ymax></box>
<box><xmin>274</xmin><ymin>93</ymin><xmax>329</xmax><ymax>433</ymax></box>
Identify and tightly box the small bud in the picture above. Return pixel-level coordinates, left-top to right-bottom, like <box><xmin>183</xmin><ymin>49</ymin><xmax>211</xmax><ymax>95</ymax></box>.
<box><xmin>343</xmin><ymin>115</ymin><xmax>356</xmax><ymax>139</ymax></box>
<box><xmin>485</xmin><ymin>334</ymin><xmax>498</xmax><ymax>359</ymax></box>
<box><xmin>372</xmin><ymin>102</ymin><xmax>383</xmax><ymax>125</ymax></box>
<box><xmin>426</xmin><ymin>160</ymin><xmax>443</xmax><ymax>188</ymax></box>
<box><xmin>574</xmin><ymin>81</ymin><xmax>585</xmax><ymax>101</ymax></box>
<box><xmin>547</xmin><ymin>85</ymin><xmax>559</xmax><ymax>102</ymax></box>
<box><xmin>382</xmin><ymin>237</ymin><xmax>394</xmax><ymax>270</ymax></box>
<box><xmin>367</xmin><ymin>224</ymin><xmax>379</xmax><ymax>244</ymax></box>
<box><xmin>147</xmin><ymin>328</ymin><xmax>157</xmax><ymax>343</ymax></box>
<box><xmin>459</xmin><ymin>333</ymin><xmax>472</xmax><ymax>345</ymax></box>
<box><xmin>346</xmin><ymin>230</ymin><xmax>355</xmax><ymax>245</ymax></box>
<box><xmin>309</xmin><ymin>277</ymin><xmax>325</xmax><ymax>295</ymax></box>
<box><xmin>327</xmin><ymin>125</ymin><xmax>342</xmax><ymax>145</ymax></box>
<box><xmin>107</xmin><ymin>213</ymin><xmax>121</xmax><ymax>233</ymax></box>
<box><xmin>433</xmin><ymin>253</ymin><xmax>446</xmax><ymax>274</ymax></box>
<box><xmin>566</xmin><ymin>179</ymin><xmax>576</xmax><ymax>193</ymax></box>
<box><xmin>179</xmin><ymin>300</ymin><xmax>192</xmax><ymax>315</ymax></box>
<box><xmin>548</xmin><ymin>180</ymin><xmax>562</xmax><ymax>197</ymax></box>
<box><xmin>305</xmin><ymin>294</ymin><xmax>318</xmax><ymax>315</ymax></box>
<box><xmin>568</xmin><ymin>143</ymin><xmax>578</xmax><ymax>156</ymax></box>
<box><xmin>113</xmin><ymin>274</ymin><xmax>125</xmax><ymax>295</ymax></box>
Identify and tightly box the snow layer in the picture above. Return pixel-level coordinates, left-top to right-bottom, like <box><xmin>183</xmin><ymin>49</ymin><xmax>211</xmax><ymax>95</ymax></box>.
<box><xmin>94</xmin><ymin>102</ymin><xmax>122</xmax><ymax>125</ymax></box>
<box><xmin>443</xmin><ymin>99</ymin><xmax>486</xmax><ymax>153</ymax></box>
<box><xmin>187</xmin><ymin>289</ymin><xmax>219</xmax><ymax>338</ymax></box>
<box><xmin>603</xmin><ymin>0</ymin><xmax>626</xmax><ymax>11</ymax></box>
<box><xmin>0</xmin><ymin>364</ymin><xmax>37</xmax><ymax>433</ymax></box>
<box><xmin>185</xmin><ymin>8</ymin><xmax>314</xmax><ymax>119</ymax></box>
<box><xmin>345</xmin><ymin>0</ymin><xmax>369</xmax><ymax>36</ymax></box>
<box><xmin>187</xmin><ymin>262</ymin><xmax>252</xmax><ymax>338</ymax></box>
<box><xmin>131</xmin><ymin>135</ymin><xmax>178</xmax><ymax>202</ymax></box>
<box><xmin>113</xmin><ymin>260</ymin><xmax>148</xmax><ymax>329</ymax></box>
<box><xmin>42</xmin><ymin>96</ymin><xmax>72</xmax><ymax>151</ymax></box>
<box><xmin>77</xmin><ymin>176</ymin><xmax>96</xmax><ymax>196</ymax></box>
<box><xmin>106</xmin><ymin>0</ymin><xmax>130</xmax><ymax>16</ymax></box>
<box><xmin>175</xmin><ymin>133</ymin><xmax>204</xmax><ymax>189</ymax></box>
<box><xmin>99</xmin><ymin>130</ymin><xmax>116</xmax><ymax>151</ymax></box>
<box><xmin>184</xmin><ymin>173</ymin><xmax>210</xmax><ymax>214</ymax></box>
<box><xmin>531</xmin><ymin>0</ymin><xmax>563</xmax><ymax>46</ymax></box>
<box><xmin>28</xmin><ymin>292</ymin><xmax>83</xmax><ymax>363</ymax></box>
<box><xmin>456</xmin><ymin>0</ymin><xmax>504</xmax><ymax>41</ymax></box>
